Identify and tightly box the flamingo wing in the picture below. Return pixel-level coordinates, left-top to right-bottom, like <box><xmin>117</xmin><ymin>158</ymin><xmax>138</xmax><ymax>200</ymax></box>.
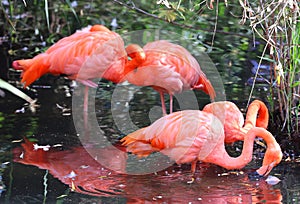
<box><xmin>48</xmin><ymin>28</ymin><xmax>127</xmax><ymax>83</ymax></box>
<box><xmin>121</xmin><ymin>110</ymin><xmax>224</xmax><ymax>164</ymax></box>
<box><xmin>125</xmin><ymin>62</ymin><xmax>183</xmax><ymax>94</ymax></box>
<box><xmin>143</xmin><ymin>40</ymin><xmax>216</xmax><ymax>98</ymax></box>
<box><xmin>13</xmin><ymin>25</ymin><xmax>127</xmax><ymax>87</ymax></box>
<box><xmin>67</xmin><ymin>33</ymin><xmax>127</xmax><ymax>84</ymax></box>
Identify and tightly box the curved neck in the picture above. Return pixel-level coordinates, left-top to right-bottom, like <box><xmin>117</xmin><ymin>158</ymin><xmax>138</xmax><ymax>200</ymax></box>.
<box><xmin>124</xmin><ymin>44</ymin><xmax>146</xmax><ymax>75</ymax></box>
<box><xmin>243</xmin><ymin>100</ymin><xmax>269</xmax><ymax>131</ymax></box>
<box><xmin>206</xmin><ymin>127</ymin><xmax>277</xmax><ymax>170</ymax></box>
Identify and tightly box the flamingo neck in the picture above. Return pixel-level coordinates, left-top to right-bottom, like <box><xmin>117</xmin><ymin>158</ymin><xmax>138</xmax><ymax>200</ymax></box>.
<box><xmin>124</xmin><ymin>47</ymin><xmax>146</xmax><ymax>75</ymax></box>
<box><xmin>218</xmin><ymin>131</ymin><xmax>256</xmax><ymax>169</ymax></box>
<box><xmin>207</xmin><ymin>127</ymin><xmax>277</xmax><ymax>170</ymax></box>
<box><xmin>243</xmin><ymin>100</ymin><xmax>269</xmax><ymax>131</ymax></box>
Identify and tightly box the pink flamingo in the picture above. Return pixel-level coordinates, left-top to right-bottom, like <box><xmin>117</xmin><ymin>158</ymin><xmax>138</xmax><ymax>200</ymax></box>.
<box><xmin>12</xmin><ymin>25</ymin><xmax>144</xmax><ymax>133</ymax></box>
<box><xmin>121</xmin><ymin>110</ymin><xmax>282</xmax><ymax>176</ymax></box>
<box><xmin>12</xmin><ymin>25</ymin><xmax>145</xmax><ymax>110</ymax></box>
<box><xmin>125</xmin><ymin>40</ymin><xmax>216</xmax><ymax>115</ymax></box>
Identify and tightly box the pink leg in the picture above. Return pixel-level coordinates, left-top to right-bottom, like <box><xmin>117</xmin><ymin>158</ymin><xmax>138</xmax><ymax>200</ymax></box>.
<box><xmin>191</xmin><ymin>160</ymin><xmax>197</xmax><ymax>174</ymax></box>
<box><xmin>169</xmin><ymin>94</ymin><xmax>173</xmax><ymax>114</ymax></box>
<box><xmin>159</xmin><ymin>92</ymin><xmax>167</xmax><ymax>116</ymax></box>
<box><xmin>186</xmin><ymin>160</ymin><xmax>197</xmax><ymax>183</ymax></box>
<box><xmin>84</xmin><ymin>86</ymin><xmax>89</xmax><ymax>113</ymax></box>
<box><xmin>83</xmin><ymin>86</ymin><xmax>89</xmax><ymax>137</ymax></box>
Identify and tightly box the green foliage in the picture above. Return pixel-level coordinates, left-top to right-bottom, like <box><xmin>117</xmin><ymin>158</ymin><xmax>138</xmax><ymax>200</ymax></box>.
<box><xmin>155</xmin><ymin>1</ymin><xmax>186</xmax><ymax>22</ymax></box>
<box><xmin>1</xmin><ymin>0</ymin><xmax>252</xmax><ymax>104</ymax></box>
<box><xmin>1</xmin><ymin>0</ymin><xmax>299</xmax><ymax>134</ymax></box>
<box><xmin>0</xmin><ymin>112</ymin><xmax>4</xmax><ymax>129</ymax></box>
<box><xmin>240</xmin><ymin>0</ymin><xmax>300</xmax><ymax>133</ymax></box>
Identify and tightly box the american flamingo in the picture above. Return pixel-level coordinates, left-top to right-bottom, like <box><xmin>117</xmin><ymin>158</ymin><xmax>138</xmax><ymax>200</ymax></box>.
<box><xmin>12</xmin><ymin>25</ymin><xmax>141</xmax><ymax>88</ymax></box>
<box><xmin>202</xmin><ymin>100</ymin><xmax>269</xmax><ymax>143</ymax></box>
<box><xmin>125</xmin><ymin>40</ymin><xmax>216</xmax><ymax>115</ymax></box>
<box><xmin>12</xmin><ymin>25</ymin><xmax>144</xmax><ymax>109</ymax></box>
<box><xmin>121</xmin><ymin>110</ymin><xmax>282</xmax><ymax>176</ymax></box>
<box><xmin>12</xmin><ymin>25</ymin><xmax>144</xmax><ymax>133</ymax></box>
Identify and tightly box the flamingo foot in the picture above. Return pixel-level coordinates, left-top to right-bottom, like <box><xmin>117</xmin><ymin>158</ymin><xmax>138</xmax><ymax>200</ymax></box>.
<box><xmin>187</xmin><ymin>177</ymin><xmax>195</xmax><ymax>184</ymax></box>
<box><xmin>186</xmin><ymin>160</ymin><xmax>197</xmax><ymax>183</ymax></box>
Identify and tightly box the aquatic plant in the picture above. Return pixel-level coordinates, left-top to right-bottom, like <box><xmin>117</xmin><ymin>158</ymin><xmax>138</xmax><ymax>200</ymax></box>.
<box><xmin>239</xmin><ymin>0</ymin><xmax>300</xmax><ymax>135</ymax></box>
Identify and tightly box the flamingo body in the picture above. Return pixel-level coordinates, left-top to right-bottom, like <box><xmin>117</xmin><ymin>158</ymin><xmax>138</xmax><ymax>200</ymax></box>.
<box><xmin>121</xmin><ymin>107</ymin><xmax>282</xmax><ymax>175</ymax></box>
<box><xmin>125</xmin><ymin>40</ymin><xmax>216</xmax><ymax>114</ymax></box>
<box><xmin>12</xmin><ymin>25</ymin><xmax>127</xmax><ymax>87</ymax></box>
<box><xmin>203</xmin><ymin>101</ymin><xmax>245</xmax><ymax>143</ymax></box>
<box><xmin>121</xmin><ymin>110</ymin><xmax>223</xmax><ymax>164</ymax></box>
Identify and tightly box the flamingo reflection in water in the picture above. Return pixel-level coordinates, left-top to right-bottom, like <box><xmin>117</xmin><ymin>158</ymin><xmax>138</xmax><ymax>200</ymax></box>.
<box><xmin>13</xmin><ymin>139</ymin><xmax>282</xmax><ymax>203</ymax></box>
<box><xmin>13</xmin><ymin>139</ymin><xmax>127</xmax><ymax>196</ymax></box>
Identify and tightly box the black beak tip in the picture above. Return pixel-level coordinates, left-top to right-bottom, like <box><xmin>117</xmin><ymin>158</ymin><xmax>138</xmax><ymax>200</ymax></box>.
<box><xmin>248</xmin><ymin>171</ymin><xmax>265</xmax><ymax>181</ymax></box>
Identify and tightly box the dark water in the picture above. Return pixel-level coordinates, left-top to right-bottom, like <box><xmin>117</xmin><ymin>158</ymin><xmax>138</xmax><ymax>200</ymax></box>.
<box><xmin>0</xmin><ymin>32</ymin><xmax>299</xmax><ymax>202</ymax></box>
<box><xmin>0</xmin><ymin>74</ymin><xmax>300</xmax><ymax>203</ymax></box>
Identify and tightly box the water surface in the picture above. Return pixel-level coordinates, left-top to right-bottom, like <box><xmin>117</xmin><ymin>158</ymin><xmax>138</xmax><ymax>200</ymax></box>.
<box><xmin>0</xmin><ymin>78</ymin><xmax>299</xmax><ymax>203</ymax></box>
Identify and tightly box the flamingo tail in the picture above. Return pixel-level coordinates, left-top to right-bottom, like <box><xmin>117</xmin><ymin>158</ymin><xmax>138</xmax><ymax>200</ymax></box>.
<box><xmin>193</xmin><ymin>77</ymin><xmax>216</xmax><ymax>101</ymax></box>
<box><xmin>12</xmin><ymin>54</ymin><xmax>50</xmax><ymax>88</ymax></box>
<box><xmin>120</xmin><ymin>128</ymin><xmax>159</xmax><ymax>157</ymax></box>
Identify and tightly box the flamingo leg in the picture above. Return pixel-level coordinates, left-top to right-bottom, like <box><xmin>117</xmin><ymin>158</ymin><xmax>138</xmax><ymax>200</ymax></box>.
<box><xmin>159</xmin><ymin>92</ymin><xmax>167</xmax><ymax>116</ymax></box>
<box><xmin>83</xmin><ymin>86</ymin><xmax>89</xmax><ymax>138</ymax></box>
<box><xmin>191</xmin><ymin>160</ymin><xmax>197</xmax><ymax>174</ymax></box>
<box><xmin>186</xmin><ymin>161</ymin><xmax>197</xmax><ymax>184</ymax></box>
<box><xmin>169</xmin><ymin>94</ymin><xmax>173</xmax><ymax>114</ymax></box>
<box><xmin>84</xmin><ymin>86</ymin><xmax>89</xmax><ymax>113</ymax></box>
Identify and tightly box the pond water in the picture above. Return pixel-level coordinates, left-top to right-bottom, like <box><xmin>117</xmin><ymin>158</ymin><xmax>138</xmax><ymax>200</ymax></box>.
<box><xmin>0</xmin><ymin>72</ymin><xmax>300</xmax><ymax>203</ymax></box>
<box><xmin>0</xmin><ymin>22</ymin><xmax>299</xmax><ymax>202</ymax></box>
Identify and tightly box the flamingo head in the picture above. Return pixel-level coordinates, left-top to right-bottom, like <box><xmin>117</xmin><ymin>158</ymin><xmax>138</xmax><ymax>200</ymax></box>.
<box><xmin>12</xmin><ymin>60</ymin><xmax>24</xmax><ymax>70</ymax></box>
<box><xmin>124</xmin><ymin>44</ymin><xmax>146</xmax><ymax>74</ymax></box>
<box><xmin>248</xmin><ymin>136</ymin><xmax>282</xmax><ymax>180</ymax></box>
<box><xmin>257</xmin><ymin>141</ymin><xmax>283</xmax><ymax>177</ymax></box>
<box><xmin>125</xmin><ymin>44</ymin><xmax>145</xmax><ymax>61</ymax></box>
<box><xmin>89</xmin><ymin>25</ymin><xmax>111</xmax><ymax>32</ymax></box>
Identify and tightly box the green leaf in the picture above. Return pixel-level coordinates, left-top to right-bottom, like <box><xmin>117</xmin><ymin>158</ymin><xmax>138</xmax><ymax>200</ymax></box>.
<box><xmin>291</xmin><ymin>81</ymin><xmax>300</xmax><ymax>88</ymax></box>
<box><xmin>158</xmin><ymin>9</ymin><xmax>177</xmax><ymax>22</ymax></box>
<box><xmin>165</xmin><ymin>10</ymin><xmax>177</xmax><ymax>22</ymax></box>
<box><xmin>176</xmin><ymin>10</ymin><xmax>186</xmax><ymax>20</ymax></box>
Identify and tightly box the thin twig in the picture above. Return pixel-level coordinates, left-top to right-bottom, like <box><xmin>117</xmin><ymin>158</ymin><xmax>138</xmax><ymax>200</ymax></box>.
<box><xmin>112</xmin><ymin>0</ymin><xmax>252</xmax><ymax>38</ymax></box>
<box><xmin>246</xmin><ymin>39</ymin><xmax>270</xmax><ymax>108</ymax></box>
<box><xmin>210</xmin><ymin>0</ymin><xmax>219</xmax><ymax>49</ymax></box>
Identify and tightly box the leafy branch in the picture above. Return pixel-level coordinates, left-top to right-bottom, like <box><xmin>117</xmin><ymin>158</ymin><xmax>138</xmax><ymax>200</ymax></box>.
<box><xmin>112</xmin><ymin>0</ymin><xmax>251</xmax><ymax>38</ymax></box>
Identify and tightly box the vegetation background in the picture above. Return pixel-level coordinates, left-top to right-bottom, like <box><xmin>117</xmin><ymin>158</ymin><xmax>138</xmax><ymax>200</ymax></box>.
<box><xmin>0</xmin><ymin>0</ymin><xmax>299</xmax><ymax>149</ymax></box>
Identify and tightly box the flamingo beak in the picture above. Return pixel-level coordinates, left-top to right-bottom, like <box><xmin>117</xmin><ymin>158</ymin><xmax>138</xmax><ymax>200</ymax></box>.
<box><xmin>248</xmin><ymin>161</ymin><xmax>276</xmax><ymax>180</ymax></box>
<box><xmin>258</xmin><ymin>162</ymin><xmax>276</xmax><ymax>176</ymax></box>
